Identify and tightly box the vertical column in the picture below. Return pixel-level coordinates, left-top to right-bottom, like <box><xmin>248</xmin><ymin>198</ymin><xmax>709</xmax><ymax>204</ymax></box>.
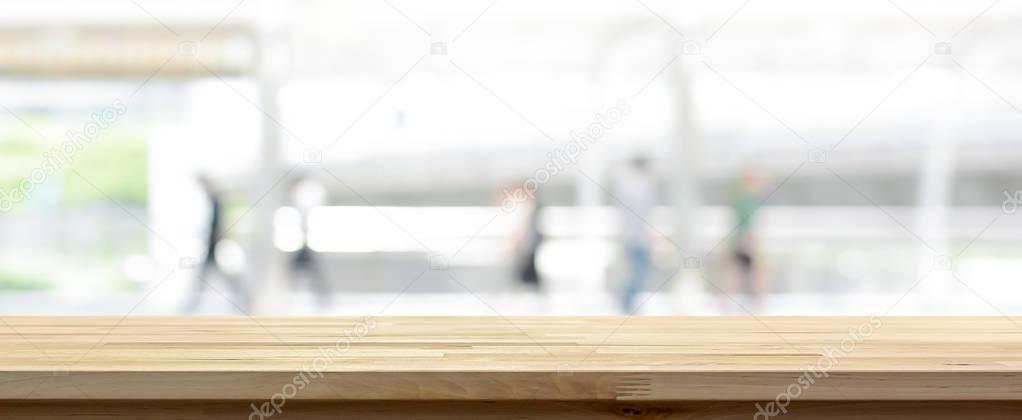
<box><xmin>916</xmin><ymin>64</ymin><xmax>959</xmax><ymax>308</ymax></box>
<box><xmin>248</xmin><ymin>0</ymin><xmax>291</xmax><ymax>314</ymax></box>
<box><xmin>670</xmin><ymin>45</ymin><xmax>699</xmax><ymax>260</ymax></box>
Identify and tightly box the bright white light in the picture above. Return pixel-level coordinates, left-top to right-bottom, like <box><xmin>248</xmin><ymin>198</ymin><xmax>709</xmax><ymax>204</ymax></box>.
<box><xmin>215</xmin><ymin>239</ymin><xmax>247</xmax><ymax>274</ymax></box>
<box><xmin>273</xmin><ymin>206</ymin><xmax>304</xmax><ymax>252</ymax></box>
<box><xmin>306</xmin><ymin>206</ymin><xmax>515</xmax><ymax>254</ymax></box>
<box><xmin>120</xmin><ymin>254</ymin><xmax>155</xmax><ymax>284</ymax></box>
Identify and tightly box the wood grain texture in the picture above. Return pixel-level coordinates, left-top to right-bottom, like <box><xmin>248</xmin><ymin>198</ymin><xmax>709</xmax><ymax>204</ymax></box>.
<box><xmin>1</xmin><ymin>316</ymin><xmax>1020</xmax><ymax>401</ymax></box>
<box><xmin>4</xmin><ymin>400</ymin><xmax>1022</xmax><ymax>420</ymax></box>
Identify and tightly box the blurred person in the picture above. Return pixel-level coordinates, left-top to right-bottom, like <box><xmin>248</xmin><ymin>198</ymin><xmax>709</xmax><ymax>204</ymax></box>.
<box><xmin>508</xmin><ymin>184</ymin><xmax>545</xmax><ymax>292</ymax></box>
<box><xmin>727</xmin><ymin>166</ymin><xmax>768</xmax><ymax>310</ymax></box>
<box><xmin>287</xmin><ymin>174</ymin><xmax>331</xmax><ymax>308</ymax></box>
<box><xmin>614</xmin><ymin>156</ymin><xmax>657</xmax><ymax>314</ymax></box>
<box><xmin>184</xmin><ymin>175</ymin><xmax>249</xmax><ymax>314</ymax></box>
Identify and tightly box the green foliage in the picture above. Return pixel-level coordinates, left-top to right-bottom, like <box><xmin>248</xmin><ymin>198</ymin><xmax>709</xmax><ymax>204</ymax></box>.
<box><xmin>0</xmin><ymin>269</ymin><xmax>51</xmax><ymax>291</ymax></box>
<box><xmin>0</xmin><ymin>136</ymin><xmax>47</xmax><ymax>194</ymax></box>
<box><xmin>62</xmin><ymin>134</ymin><xmax>149</xmax><ymax>205</ymax></box>
<box><xmin>0</xmin><ymin>121</ymin><xmax>148</xmax><ymax>208</ymax></box>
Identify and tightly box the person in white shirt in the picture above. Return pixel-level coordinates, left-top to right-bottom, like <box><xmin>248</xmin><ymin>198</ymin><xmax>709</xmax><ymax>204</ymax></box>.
<box><xmin>613</xmin><ymin>156</ymin><xmax>657</xmax><ymax>314</ymax></box>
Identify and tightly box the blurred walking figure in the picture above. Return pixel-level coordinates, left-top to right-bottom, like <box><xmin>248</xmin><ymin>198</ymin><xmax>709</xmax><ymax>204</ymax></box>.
<box><xmin>509</xmin><ymin>185</ymin><xmax>544</xmax><ymax>292</ymax></box>
<box><xmin>288</xmin><ymin>174</ymin><xmax>331</xmax><ymax>308</ymax></box>
<box><xmin>728</xmin><ymin>166</ymin><xmax>768</xmax><ymax>309</ymax></box>
<box><xmin>614</xmin><ymin>156</ymin><xmax>657</xmax><ymax>314</ymax></box>
<box><xmin>184</xmin><ymin>175</ymin><xmax>249</xmax><ymax>314</ymax></box>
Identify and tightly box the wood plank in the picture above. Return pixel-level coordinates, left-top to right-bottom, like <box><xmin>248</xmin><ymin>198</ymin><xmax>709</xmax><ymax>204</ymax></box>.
<box><xmin>1</xmin><ymin>317</ymin><xmax>1021</xmax><ymax>401</ymax></box>
<box><xmin>4</xmin><ymin>400</ymin><xmax>1022</xmax><ymax>420</ymax></box>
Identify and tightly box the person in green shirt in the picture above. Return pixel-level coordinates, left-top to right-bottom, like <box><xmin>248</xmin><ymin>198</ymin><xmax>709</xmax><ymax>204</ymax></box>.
<box><xmin>728</xmin><ymin>167</ymin><xmax>767</xmax><ymax>307</ymax></box>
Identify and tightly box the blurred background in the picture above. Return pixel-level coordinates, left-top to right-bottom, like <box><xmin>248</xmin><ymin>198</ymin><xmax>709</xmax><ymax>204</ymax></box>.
<box><xmin>2</xmin><ymin>0</ymin><xmax>1022</xmax><ymax>316</ymax></box>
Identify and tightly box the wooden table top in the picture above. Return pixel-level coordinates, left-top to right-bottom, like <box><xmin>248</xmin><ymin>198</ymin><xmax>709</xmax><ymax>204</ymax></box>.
<box><xmin>2</xmin><ymin>316</ymin><xmax>1021</xmax><ymax>401</ymax></box>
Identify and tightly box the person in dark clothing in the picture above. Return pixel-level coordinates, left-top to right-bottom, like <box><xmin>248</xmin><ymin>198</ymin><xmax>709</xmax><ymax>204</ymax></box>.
<box><xmin>183</xmin><ymin>175</ymin><xmax>249</xmax><ymax>314</ymax></box>
<box><xmin>516</xmin><ymin>197</ymin><xmax>543</xmax><ymax>289</ymax></box>
<box><xmin>287</xmin><ymin>175</ymin><xmax>331</xmax><ymax>308</ymax></box>
<box><xmin>507</xmin><ymin>184</ymin><xmax>544</xmax><ymax>292</ymax></box>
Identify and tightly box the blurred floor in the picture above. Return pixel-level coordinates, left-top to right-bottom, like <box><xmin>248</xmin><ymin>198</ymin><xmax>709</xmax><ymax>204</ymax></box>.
<box><xmin>1</xmin><ymin>290</ymin><xmax>1019</xmax><ymax>317</ymax></box>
